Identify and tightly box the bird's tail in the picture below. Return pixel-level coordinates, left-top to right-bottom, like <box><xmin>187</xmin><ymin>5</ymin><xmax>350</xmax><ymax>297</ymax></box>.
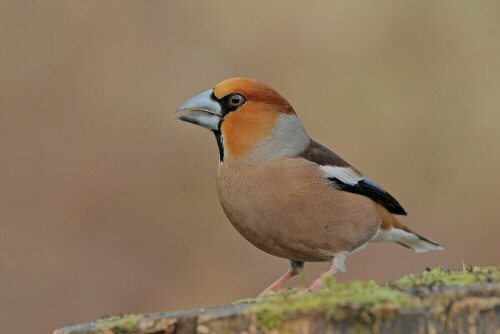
<box><xmin>373</xmin><ymin>206</ymin><xmax>444</xmax><ymax>253</ymax></box>
<box><xmin>395</xmin><ymin>232</ymin><xmax>444</xmax><ymax>253</ymax></box>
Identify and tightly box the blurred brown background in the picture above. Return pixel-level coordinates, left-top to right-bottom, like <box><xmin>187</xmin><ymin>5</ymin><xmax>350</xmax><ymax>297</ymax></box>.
<box><xmin>1</xmin><ymin>1</ymin><xmax>499</xmax><ymax>333</ymax></box>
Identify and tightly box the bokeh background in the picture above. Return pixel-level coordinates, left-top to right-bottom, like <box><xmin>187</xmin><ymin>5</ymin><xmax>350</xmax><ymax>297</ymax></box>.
<box><xmin>1</xmin><ymin>1</ymin><xmax>499</xmax><ymax>333</ymax></box>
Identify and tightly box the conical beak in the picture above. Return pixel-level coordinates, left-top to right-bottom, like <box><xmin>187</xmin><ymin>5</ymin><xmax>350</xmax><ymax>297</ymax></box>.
<box><xmin>175</xmin><ymin>89</ymin><xmax>222</xmax><ymax>130</ymax></box>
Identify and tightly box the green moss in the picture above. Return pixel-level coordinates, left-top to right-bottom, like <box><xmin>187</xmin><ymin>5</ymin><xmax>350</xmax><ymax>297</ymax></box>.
<box><xmin>94</xmin><ymin>314</ymin><xmax>143</xmax><ymax>334</ymax></box>
<box><xmin>248</xmin><ymin>276</ymin><xmax>410</xmax><ymax>329</ymax></box>
<box><xmin>246</xmin><ymin>266</ymin><xmax>500</xmax><ymax>330</ymax></box>
<box><xmin>87</xmin><ymin>266</ymin><xmax>500</xmax><ymax>332</ymax></box>
<box><xmin>390</xmin><ymin>265</ymin><xmax>500</xmax><ymax>289</ymax></box>
<box><xmin>233</xmin><ymin>297</ymin><xmax>257</xmax><ymax>305</ymax></box>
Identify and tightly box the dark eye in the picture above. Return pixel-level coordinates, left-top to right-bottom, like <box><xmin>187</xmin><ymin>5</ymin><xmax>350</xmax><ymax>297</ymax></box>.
<box><xmin>229</xmin><ymin>93</ymin><xmax>245</xmax><ymax>107</ymax></box>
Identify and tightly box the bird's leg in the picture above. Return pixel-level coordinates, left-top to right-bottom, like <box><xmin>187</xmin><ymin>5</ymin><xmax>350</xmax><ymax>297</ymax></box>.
<box><xmin>260</xmin><ymin>260</ymin><xmax>304</xmax><ymax>295</ymax></box>
<box><xmin>302</xmin><ymin>253</ymin><xmax>347</xmax><ymax>293</ymax></box>
<box><xmin>306</xmin><ymin>266</ymin><xmax>338</xmax><ymax>292</ymax></box>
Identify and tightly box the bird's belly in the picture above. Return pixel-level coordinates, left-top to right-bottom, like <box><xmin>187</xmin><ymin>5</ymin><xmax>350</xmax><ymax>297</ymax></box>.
<box><xmin>216</xmin><ymin>159</ymin><xmax>380</xmax><ymax>262</ymax></box>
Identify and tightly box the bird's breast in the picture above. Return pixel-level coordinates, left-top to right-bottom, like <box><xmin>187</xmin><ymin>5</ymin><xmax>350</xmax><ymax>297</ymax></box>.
<box><xmin>216</xmin><ymin>158</ymin><xmax>381</xmax><ymax>262</ymax></box>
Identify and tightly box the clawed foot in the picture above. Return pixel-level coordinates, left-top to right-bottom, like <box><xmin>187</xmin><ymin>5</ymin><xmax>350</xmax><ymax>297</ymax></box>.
<box><xmin>297</xmin><ymin>288</ymin><xmax>311</xmax><ymax>295</ymax></box>
<box><xmin>297</xmin><ymin>265</ymin><xmax>339</xmax><ymax>294</ymax></box>
<box><xmin>259</xmin><ymin>269</ymin><xmax>295</xmax><ymax>296</ymax></box>
<box><xmin>297</xmin><ymin>280</ymin><xmax>322</xmax><ymax>294</ymax></box>
<box><xmin>261</xmin><ymin>260</ymin><xmax>340</xmax><ymax>296</ymax></box>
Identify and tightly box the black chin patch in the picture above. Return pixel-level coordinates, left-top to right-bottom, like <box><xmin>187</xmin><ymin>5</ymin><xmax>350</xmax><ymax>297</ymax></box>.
<box><xmin>212</xmin><ymin>129</ymin><xmax>224</xmax><ymax>161</ymax></box>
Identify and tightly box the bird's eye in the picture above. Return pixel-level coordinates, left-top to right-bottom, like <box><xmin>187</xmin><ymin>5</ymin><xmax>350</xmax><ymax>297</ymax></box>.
<box><xmin>229</xmin><ymin>93</ymin><xmax>245</xmax><ymax>107</ymax></box>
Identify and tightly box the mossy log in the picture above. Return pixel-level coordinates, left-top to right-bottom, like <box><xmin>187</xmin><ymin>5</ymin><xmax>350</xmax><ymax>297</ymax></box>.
<box><xmin>54</xmin><ymin>267</ymin><xmax>500</xmax><ymax>334</ymax></box>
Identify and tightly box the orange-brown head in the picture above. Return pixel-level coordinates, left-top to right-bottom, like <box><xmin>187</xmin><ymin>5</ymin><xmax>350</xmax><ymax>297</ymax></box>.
<box><xmin>214</xmin><ymin>78</ymin><xmax>295</xmax><ymax>115</ymax></box>
<box><xmin>176</xmin><ymin>78</ymin><xmax>310</xmax><ymax>164</ymax></box>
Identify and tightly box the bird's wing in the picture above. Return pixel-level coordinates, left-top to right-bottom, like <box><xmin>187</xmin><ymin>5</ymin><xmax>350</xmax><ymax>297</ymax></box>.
<box><xmin>299</xmin><ymin>140</ymin><xmax>407</xmax><ymax>215</ymax></box>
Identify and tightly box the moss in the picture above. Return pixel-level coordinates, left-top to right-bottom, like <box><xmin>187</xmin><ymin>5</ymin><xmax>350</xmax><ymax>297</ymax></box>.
<box><xmin>389</xmin><ymin>265</ymin><xmax>500</xmax><ymax>289</ymax></box>
<box><xmin>94</xmin><ymin>314</ymin><xmax>143</xmax><ymax>334</ymax></box>
<box><xmin>246</xmin><ymin>266</ymin><xmax>500</xmax><ymax>330</ymax></box>
<box><xmin>85</xmin><ymin>266</ymin><xmax>500</xmax><ymax>332</ymax></box>
<box><xmin>233</xmin><ymin>297</ymin><xmax>257</xmax><ymax>305</ymax></box>
<box><xmin>248</xmin><ymin>276</ymin><xmax>410</xmax><ymax>330</ymax></box>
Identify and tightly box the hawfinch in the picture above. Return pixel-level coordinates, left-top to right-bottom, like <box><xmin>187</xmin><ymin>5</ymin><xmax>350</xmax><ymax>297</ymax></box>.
<box><xmin>176</xmin><ymin>78</ymin><xmax>443</xmax><ymax>293</ymax></box>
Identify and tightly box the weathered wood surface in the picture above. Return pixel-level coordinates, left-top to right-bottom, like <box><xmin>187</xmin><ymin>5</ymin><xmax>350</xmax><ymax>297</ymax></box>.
<box><xmin>54</xmin><ymin>283</ymin><xmax>500</xmax><ymax>334</ymax></box>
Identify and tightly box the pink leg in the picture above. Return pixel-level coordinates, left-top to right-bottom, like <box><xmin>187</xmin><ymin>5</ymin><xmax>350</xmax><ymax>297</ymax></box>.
<box><xmin>260</xmin><ymin>260</ymin><xmax>304</xmax><ymax>295</ymax></box>
<box><xmin>308</xmin><ymin>266</ymin><xmax>338</xmax><ymax>291</ymax></box>
<box><xmin>260</xmin><ymin>270</ymin><xmax>295</xmax><ymax>295</ymax></box>
<box><xmin>298</xmin><ymin>265</ymin><xmax>339</xmax><ymax>294</ymax></box>
<box><xmin>300</xmin><ymin>254</ymin><xmax>346</xmax><ymax>293</ymax></box>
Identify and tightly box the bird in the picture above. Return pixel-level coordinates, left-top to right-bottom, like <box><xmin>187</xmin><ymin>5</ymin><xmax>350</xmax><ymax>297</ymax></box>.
<box><xmin>175</xmin><ymin>77</ymin><xmax>443</xmax><ymax>293</ymax></box>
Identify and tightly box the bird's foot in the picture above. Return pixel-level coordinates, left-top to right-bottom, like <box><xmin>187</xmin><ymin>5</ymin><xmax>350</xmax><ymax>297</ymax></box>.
<box><xmin>297</xmin><ymin>277</ymin><xmax>323</xmax><ymax>294</ymax></box>
<box><xmin>259</xmin><ymin>270</ymin><xmax>295</xmax><ymax>296</ymax></box>
<box><xmin>297</xmin><ymin>264</ymin><xmax>339</xmax><ymax>294</ymax></box>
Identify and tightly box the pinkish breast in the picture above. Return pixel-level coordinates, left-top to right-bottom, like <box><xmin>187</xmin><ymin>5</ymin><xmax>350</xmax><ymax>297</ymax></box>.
<box><xmin>216</xmin><ymin>158</ymin><xmax>380</xmax><ymax>262</ymax></box>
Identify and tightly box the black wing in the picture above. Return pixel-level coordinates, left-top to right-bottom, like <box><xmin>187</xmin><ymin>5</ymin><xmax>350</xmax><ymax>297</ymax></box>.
<box><xmin>328</xmin><ymin>176</ymin><xmax>407</xmax><ymax>215</ymax></box>
<box><xmin>299</xmin><ymin>140</ymin><xmax>407</xmax><ymax>215</ymax></box>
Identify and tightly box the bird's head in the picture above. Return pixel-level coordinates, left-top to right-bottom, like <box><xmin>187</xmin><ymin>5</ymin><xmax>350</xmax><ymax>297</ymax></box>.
<box><xmin>176</xmin><ymin>78</ymin><xmax>310</xmax><ymax>165</ymax></box>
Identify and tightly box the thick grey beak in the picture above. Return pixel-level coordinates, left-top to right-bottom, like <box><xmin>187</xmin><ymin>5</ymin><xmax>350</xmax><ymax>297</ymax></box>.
<box><xmin>175</xmin><ymin>89</ymin><xmax>222</xmax><ymax>130</ymax></box>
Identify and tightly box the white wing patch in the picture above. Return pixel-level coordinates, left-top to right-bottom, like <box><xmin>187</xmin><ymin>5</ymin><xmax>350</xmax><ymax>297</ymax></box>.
<box><xmin>320</xmin><ymin>166</ymin><xmax>363</xmax><ymax>185</ymax></box>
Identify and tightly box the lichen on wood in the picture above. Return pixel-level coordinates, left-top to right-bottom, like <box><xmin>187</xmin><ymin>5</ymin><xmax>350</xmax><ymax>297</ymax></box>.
<box><xmin>390</xmin><ymin>265</ymin><xmax>500</xmax><ymax>289</ymax></box>
<box><xmin>53</xmin><ymin>266</ymin><xmax>500</xmax><ymax>334</ymax></box>
<box><xmin>243</xmin><ymin>265</ymin><xmax>500</xmax><ymax>330</ymax></box>
<box><xmin>248</xmin><ymin>278</ymin><xmax>411</xmax><ymax>329</ymax></box>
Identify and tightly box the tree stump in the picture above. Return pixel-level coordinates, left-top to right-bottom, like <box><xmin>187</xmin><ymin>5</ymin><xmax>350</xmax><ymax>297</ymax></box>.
<box><xmin>53</xmin><ymin>267</ymin><xmax>500</xmax><ymax>334</ymax></box>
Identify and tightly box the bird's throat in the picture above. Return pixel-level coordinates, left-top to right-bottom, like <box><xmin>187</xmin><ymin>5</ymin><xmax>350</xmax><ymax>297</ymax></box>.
<box><xmin>212</xmin><ymin>129</ymin><xmax>224</xmax><ymax>162</ymax></box>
